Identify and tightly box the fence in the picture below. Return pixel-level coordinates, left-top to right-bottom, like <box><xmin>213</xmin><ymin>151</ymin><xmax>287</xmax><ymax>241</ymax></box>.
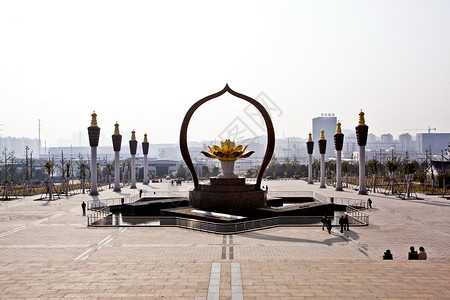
<box><xmin>346</xmin><ymin>206</ymin><xmax>369</xmax><ymax>225</ymax></box>
<box><xmin>88</xmin><ymin>214</ymin><xmax>331</xmax><ymax>234</ymax></box>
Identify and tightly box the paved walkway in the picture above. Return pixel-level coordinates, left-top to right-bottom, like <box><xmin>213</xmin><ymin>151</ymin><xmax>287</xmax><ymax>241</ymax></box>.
<box><xmin>0</xmin><ymin>180</ymin><xmax>449</xmax><ymax>299</ymax></box>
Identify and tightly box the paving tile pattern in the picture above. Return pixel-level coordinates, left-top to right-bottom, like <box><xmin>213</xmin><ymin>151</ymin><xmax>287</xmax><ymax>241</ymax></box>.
<box><xmin>0</xmin><ymin>181</ymin><xmax>449</xmax><ymax>298</ymax></box>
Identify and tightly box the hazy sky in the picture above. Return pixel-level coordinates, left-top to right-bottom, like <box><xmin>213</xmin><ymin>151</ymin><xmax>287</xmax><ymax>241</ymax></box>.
<box><xmin>1</xmin><ymin>0</ymin><xmax>449</xmax><ymax>147</ymax></box>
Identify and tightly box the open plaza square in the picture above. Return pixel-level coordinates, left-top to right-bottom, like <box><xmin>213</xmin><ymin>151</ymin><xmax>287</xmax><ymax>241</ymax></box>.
<box><xmin>0</xmin><ymin>179</ymin><xmax>449</xmax><ymax>299</ymax></box>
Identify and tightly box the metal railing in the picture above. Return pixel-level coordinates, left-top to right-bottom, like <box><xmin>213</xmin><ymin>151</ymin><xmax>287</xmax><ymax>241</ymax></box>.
<box><xmin>345</xmin><ymin>206</ymin><xmax>369</xmax><ymax>225</ymax></box>
<box><xmin>87</xmin><ymin>194</ymin><xmax>141</xmax><ymax>210</ymax></box>
<box><xmin>87</xmin><ymin>214</ymin><xmax>352</xmax><ymax>234</ymax></box>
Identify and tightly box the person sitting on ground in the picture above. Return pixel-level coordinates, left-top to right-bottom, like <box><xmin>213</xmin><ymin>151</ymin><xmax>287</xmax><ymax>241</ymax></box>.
<box><xmin>408</xmin><ymin>246</ymin><xmax>419</xmax><ymax>260</ymax></box>
<box><xmin>418</xmin><ymin>246</ymin><xmax>427</xmax><ymax>260</ymax></box>
<box><xmin>383</xmin><ymin>249</ymin><xmax>393</xmax><ymax>260</ymax></box>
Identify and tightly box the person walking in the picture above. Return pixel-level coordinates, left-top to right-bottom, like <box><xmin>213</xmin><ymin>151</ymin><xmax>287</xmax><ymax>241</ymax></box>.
<box><xmin>321</xmin><ymin>215</ymin><xmax>327</xmax><ymax>230</ymax></box>
<box><xmin>343</xmin><ymin>214</ymin><xmax>349</xmax><ymax>231</ymax></box>
<box><xmin>418</xmin><ymin>246</ymin><xmax>427</xmax><ymax>260</ymax></box>
<box><xmin>326</xmin><ymin>217</ymin><xmax>332</xmax><ymax>234</ymax></box>
<box><xmin>339</xmin><ymin>215</ymin><xmax>344</xmax><ymax>233</ymax></box>
<box><xmin>139</xmin><ymin>189</ymin><xmax>143</xmax><ymax>198</ymax></box>
<box><xmin>367</xmin><ymin>198</ymin><xmax>372</xmax><ymax>208</ymax></box>
<box><xmin>81</xmin><ymin>201</ymin><xmax>86</xmax><ymax>216</ymax></box>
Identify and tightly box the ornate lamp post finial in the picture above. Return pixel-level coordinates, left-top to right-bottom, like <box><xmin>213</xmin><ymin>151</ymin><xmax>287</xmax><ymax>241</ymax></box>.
<box><xmin>90</xmin><ymin>111</ymin><xmax>98</xmax><ymax>127</ymax></box>
<box><xmin>336</xmin><ymin>121</ymin><xmax>342</xmax><ymax>134</ymax></box>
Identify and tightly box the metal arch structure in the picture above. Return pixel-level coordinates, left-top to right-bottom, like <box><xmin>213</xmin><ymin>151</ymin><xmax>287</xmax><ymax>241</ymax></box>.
<box><xmin>179</xmin><ymin>84</ymin><xmax>275</xmax><ymax>190</ymax></box>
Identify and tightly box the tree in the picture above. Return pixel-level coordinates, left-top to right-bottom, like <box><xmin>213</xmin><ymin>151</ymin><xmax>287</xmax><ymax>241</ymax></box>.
<box><xmin>386</xmin><ymin>159</ymin><xmax>398</xmax><ymax>195</ymax></box>
<box><xmin>44</xmin><ymin>159</ymin><xmax>55</xmax><ymax>200</ymax></box>
<box><xmin>367</xmin><ymin>158</ymin><xmax>382</xmax><ymax>193</ymax></box>
<box><xmin>2</xmin><ymin>148</ymin><xmax>16</xmax><ymax>200</ymax></box>
<box><xmin>103</xmin><ymin>158</ymin><xmax>114</xmax><ymax>189</ymax></box>
<box><xmin>176</xmin><ymin>163</ymin><xmax>187</xmax><ymax>179</ymax></box>
<box><xmin>77</xmin><ymin>155</ymin><xmax>89</xmax><ymax>194</ymax></box>
<box><xmin>402</xmin><ymin>153</ymin><xmax>417</xmax><ymax>198</ymax></box>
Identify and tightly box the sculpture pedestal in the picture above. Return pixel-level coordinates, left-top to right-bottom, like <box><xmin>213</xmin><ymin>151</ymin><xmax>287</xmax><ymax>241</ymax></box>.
<box><xmin>189</xmin><ymin>177</ymin><xmax>267</xmax><ymax>215</ymax></box>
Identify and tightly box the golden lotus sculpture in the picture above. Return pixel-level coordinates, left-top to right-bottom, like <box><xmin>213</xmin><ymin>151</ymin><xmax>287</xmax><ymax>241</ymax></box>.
<box><xmin>201</xmin><ymin>139</ymin><xmax>254</xmax><ymax>178</ymax></box>
<box><xmin>201</xmin><ymin>139</ymin><xmax>254</xmax><ymax>161</ymax></box>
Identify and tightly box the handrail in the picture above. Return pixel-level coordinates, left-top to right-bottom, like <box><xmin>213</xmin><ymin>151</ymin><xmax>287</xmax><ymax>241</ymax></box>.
<box><xmin>345</xmin><ymin>206</ymin><xmax>369</xmax><ymax>225</ymax></box>
<box><xmin>87</xmin><ymin>214</ymin><xmax>365</xmax><ymax>233</ymax></box>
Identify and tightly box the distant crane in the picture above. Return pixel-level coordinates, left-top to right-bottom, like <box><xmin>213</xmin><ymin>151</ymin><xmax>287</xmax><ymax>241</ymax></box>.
<box><xmin>403</xmin><ymin>126</ymin><xmax>437</xmax><ymax>134</ymax></box>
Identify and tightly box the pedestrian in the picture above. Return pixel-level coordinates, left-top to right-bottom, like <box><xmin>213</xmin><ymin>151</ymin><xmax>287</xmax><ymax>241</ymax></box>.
<box><xmin>326</xmin><ymin>217</ymin><xmax>332</xmax><ymax>234</ymax></box>
<box><xmin>343</xmin><ymin>214</ymin><xmax>349</xmax><ymax>231</ymax></box>
<box><xmin>418</xmin><ymin>246</ymin><xmax>427</xmax><ymax>260</ymax></box>
<box><xmin>321</xmin><ymin>215</ymin><xmax>327</xmax><ymax>230</ymax></box>
<box><xmin>408</xmin><ymin>246</ymin><xmax>419</xmax><ymax>260</ymax></box>
<box><xmin>383</xmin><ymin>249</ymin><xmax>393</xmax><ymax>260</ymax></box>
<box><xmin>339</xmin><ymin>215</ymin><xmax>344</xmax><ymax>233</ymax></box>
<box><xmin>139</xmin><ymin>189</ymin><xmax>143</xmax><ymax>198</ymax></box>
<box><xmin>368</xmin><ymin>198</ymin><xmax>372</xmax><ymax>208</ymax></box>
<box><xmin>81</xmin><ymin>201</ymin><xmax>86</xmax><ymax>216</ymax></box>
<box><xmin>266</xmin><ymin>185</ymin><xmax>268</xmax><ymax>191</ymax></box>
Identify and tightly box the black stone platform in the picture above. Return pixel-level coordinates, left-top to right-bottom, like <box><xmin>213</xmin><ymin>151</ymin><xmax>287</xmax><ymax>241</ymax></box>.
<box><xmin>121</xmin><ymin>197</ymin><xmax>189</xmax><ymax>216</ymax></box>
<box><xmin>190</xmin><ymin>177</ymin><xmax>266</xmax><ymax>215</ymax></box>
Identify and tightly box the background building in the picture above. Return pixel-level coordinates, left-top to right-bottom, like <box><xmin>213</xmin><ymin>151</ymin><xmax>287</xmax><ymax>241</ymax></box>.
<box><xmin>312</xmin><ymin>113</ymin><xmax>337</xmax><ymax>157</ymax></box>
<box><xmin>416</xmin><ymin>133</ymin><xmax>450</xmax><ymax>154</ymax></box>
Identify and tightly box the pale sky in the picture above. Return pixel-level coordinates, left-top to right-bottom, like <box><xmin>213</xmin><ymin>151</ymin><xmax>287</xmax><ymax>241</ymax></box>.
<box><xmin>1</xmin><ymin>0</ymin><xmax>449</xmax><ymax>147</ymax></box>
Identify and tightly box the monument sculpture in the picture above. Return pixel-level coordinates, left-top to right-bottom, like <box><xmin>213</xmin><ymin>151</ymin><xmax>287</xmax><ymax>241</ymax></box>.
<box><xmin>179</xmin><ymin>84</ymin><xmax>275</xmax><ymax>215</ymax></box>
<box><xmin>334</xmin><ymin>122</ymin><xmax>344</xmax><ymax>191</ymax></box>
<box><xmin>88</xmin><ymin>112</ymin><xmax>100</xmax><ymax>196</ymax></box>
<box><xmin>201</xmin><ymin>139</ymin><xmax>254</xmax><ymax>178</ymax></box>
<box><xmin>306</xmin><ymin>133</ymin><xmax>314</xmax><ymax>184</ymax></box>
<box><xmin>356</xmin><ymin>111</ymin><xmax>368</xmax><ymax>195</ymax></box>
<box><xmin>129</xmin><ymin>130</ymin><xmax>138</xmax><ymax>189</ymax></box>
<box><xmin>112</xmin><ymin>122</ymin><xmax>122</xmax><ymax>192</ymax></box>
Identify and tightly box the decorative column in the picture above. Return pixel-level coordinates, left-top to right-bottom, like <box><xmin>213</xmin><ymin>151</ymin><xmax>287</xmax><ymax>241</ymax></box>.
<box><xmin>318</xmin><ymin>130</ymin><xmax>327</xmax><ymax>189</ymax></box>
<box><xmin>306</xmin><ymin>133</ymin><xmax>314</xmax><ymax>184</ymax></box>
<box><xmin>356</xmin><ymin>110</ymin><xmax>369</xmax><ymax>195</ymax></box>
<box><xmin>112</xmin><ymin>122</ymin><xmax>122</xmax><ymax>192</ymax></box>
<box><xmin>142</xmin><ymin>133</ymin><xmax>149</xmax><ymax>185</ymax></box>
<box><xmin>129</xmin><ymin>130</ymin><xmax>138</xmax><ymax>189</ymax></box>
<box><xmin>88</xmin><ymin>111</ymin><xmax>100</xmax><ymax>196</ymax></box>
<box><xmin>334</xmin><ymin>122</ymin><xmax>344</xmax><ymax>191</ymax></box>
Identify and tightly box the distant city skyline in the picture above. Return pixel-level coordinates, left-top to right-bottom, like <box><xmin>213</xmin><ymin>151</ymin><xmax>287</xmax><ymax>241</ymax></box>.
<box><xmin>1</xmin><ymin>1</ymin><xmax>449</xmax><ymax>146</ymax></box>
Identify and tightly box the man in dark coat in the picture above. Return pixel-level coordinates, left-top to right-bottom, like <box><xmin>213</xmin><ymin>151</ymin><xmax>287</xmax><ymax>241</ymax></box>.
<box><xmin>326</xmin><ymin>217</ymin><xmax>332</xmax><ymax>234</ymax></box>
<box><xmin>339</xmin><ymin>215</ymin><xmax>344</xmax><ymax>233</ymax></box>
<box><xmin>344</xmin><ymin>214</ymin><xmax>349</xmax><ymax>231</ymax></box>
<box><xmin>81</xmin><ymin>201</ymin><xmax>86</xmax><ymax>216</ymax></box>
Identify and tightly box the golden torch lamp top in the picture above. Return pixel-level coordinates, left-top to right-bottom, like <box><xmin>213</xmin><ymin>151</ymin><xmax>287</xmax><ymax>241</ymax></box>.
<box><xmin>113</xmin><ymin>122</ymin><xmax>120</xmax><ymax>135</ymax></box>
<box><xmin>358</xmin><ymin>110</ymin><xmax>366</xmax><ymax>126</ymax></box>
<box><xmin>319</xmin><ymin>129</ymin><xmax>325</xmax><ymax>140</ymax></box>
<box><xmin>90</xmin><ymin>111</ymin><xmax>98</xmax><ymax>127</ymax></box>
<box><xmin>336</xmin><ymin>121</ymin><xmax>342</xmax><ymax>134</ymax></box>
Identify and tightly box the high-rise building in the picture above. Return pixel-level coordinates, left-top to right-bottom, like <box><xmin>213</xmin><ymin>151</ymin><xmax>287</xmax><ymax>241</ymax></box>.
<box><xmin>312</xmin><ymin>113</ymin><xmax>337</xmax><ymax>157</ymax></box>
<box><xmin>368</xmin><ymin>133</ymin><xmax>377</xmax><ymax>143</ymax></box>
<box><xmin>399</xmin><ymin>133</ymin><xmax>413</xmax><ymax>151</ymax></box>
<box><xmin>416</xmin><ymin>133</ymin><xmax>450</xmax><ymax>154</ymax></box>
<box><xmin>381</xmin><ymin>133</ymin><xmax>394</xmax><ymax>144</ymax></box>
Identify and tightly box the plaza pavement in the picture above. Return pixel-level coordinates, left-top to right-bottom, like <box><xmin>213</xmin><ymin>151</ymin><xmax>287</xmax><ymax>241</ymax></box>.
<box><xmin>0</xmin><ymin>179</ymin><xmax>449</xmax><ymax>299</ymax></box>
